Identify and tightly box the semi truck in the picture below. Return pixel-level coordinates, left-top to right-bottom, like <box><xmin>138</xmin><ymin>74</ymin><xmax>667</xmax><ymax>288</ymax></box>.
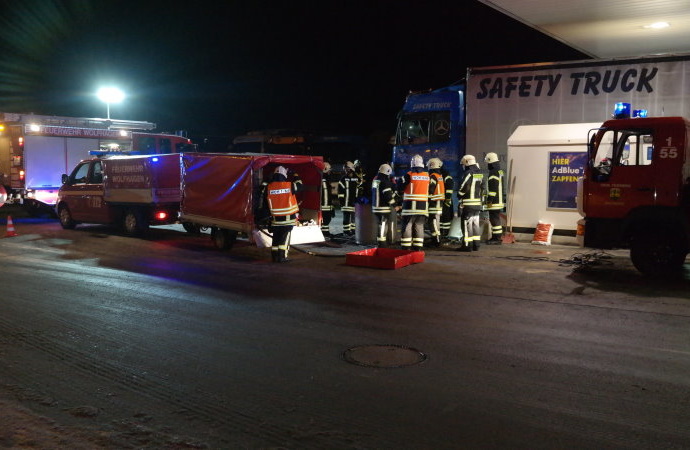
<box><xmin>179</xmin><ymin>153</ymin><xmax>325</xmax><ymax>250</ymax></box>
<box><xmin>580</xmin><ymin>113</ymin><xmax>690</xmax><ymax>275</ymax></box>
<box><xmin>0</xmin><ymin>112</ymin><xmax>193</xmax><ymax>214</ymax></box>
<box><xmin>56</xmin><ymin>154</ymin><xmax>181</xmax><ymax>235</ymax></box>
<box><xmin>392</xmin><ymin>53</ymin><xmax>690</xmax><ymax>237</ymax></box>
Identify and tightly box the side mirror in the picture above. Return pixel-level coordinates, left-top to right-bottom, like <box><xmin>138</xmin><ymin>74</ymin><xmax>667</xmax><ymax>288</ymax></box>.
<box><xmin>61</xmin><ymin>174</ymin><xmax>68</xmax><ymax>184</ymax></box>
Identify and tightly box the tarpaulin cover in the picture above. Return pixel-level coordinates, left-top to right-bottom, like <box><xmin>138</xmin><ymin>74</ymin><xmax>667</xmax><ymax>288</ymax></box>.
<box><xmin>181</xmin><ymin>153</ymin><xmax>324</xmax><ymax>230</ymax></box>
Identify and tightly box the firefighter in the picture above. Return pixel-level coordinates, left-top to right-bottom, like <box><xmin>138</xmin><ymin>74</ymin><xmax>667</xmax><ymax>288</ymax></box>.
<box><xmin>440</xmin><ymin>163</ymin><xmax>454</xmax><ymax>238</ymax></box>
<box><xmin>427</xmin><ymin>157</ymin><xmax>445</xmax><ymax>247</ymax></box>
<box><xmin>371</xmin><ymin>163</ymin><xmax>397</xmax><ymax>247</ymax></box>
<box><xmin>320</xmin><ymin>162</ymin><xmax>334</xmax><ymax>238</ymax></box>
<box><xmin>484</xmin><ymin>152</ymin><xmax>505</xmax><ymax>244</ymax></box>
<box><xmin>457</xmin><ymin>154</ymin><xmax>484</xmax><ymax>252</ymax></box>
<box><xmin>266</xmin><ymin>166</ymin><xmax>302</xmax><ymax>262</ymax></box>
<box><xmin>338</xmin><ymin>161</ymin><xmax>360</xmax><ymax>236</ymax></box>
<box><xmin>399</xmin><ymin>154</ymin><xmax>430</xmax><ymax>251</ymax></box>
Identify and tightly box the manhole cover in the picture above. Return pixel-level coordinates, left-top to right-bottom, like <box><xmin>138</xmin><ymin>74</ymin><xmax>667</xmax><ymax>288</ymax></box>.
<box><xmin>342</xmin><ymin>345</ymin><xmax>427</xmax><ymax>368</ymax></box>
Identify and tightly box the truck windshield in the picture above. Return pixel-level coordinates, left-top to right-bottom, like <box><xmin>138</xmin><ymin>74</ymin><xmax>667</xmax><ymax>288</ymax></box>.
<box><xmin>396</xmin><ymin>111</ymin><xmax>451</xmax><ymax>145</ymax></box>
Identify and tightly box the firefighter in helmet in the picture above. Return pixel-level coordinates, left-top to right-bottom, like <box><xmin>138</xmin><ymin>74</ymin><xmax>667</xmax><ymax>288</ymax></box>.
<box><xmin>457</xmin><ymin>154</ymin><xmax>484</xmax><ymax>251</ymax></box>
<box><xmin>371</xmin><ymin>163</ymin><xmax>397</xmax><ymax>247</ymax></box>
<box><xmin>484</xmin><ymin>152</ymin><xmax>505</xmax><ymax>244</ymax></box>
<box><xmin>320</xmin><ymin>162</ymin><xmax>334</xmax><ymax>238</ymax></box>
<box><xmin>427</xmin><ymin>157</ymin><xmax>445</xmax><ymax>247</ymax></box>
<box><xmin>265</xmin><ymin>166</ymin><xmax>302</xmax><ymax>262</ymax></box>
<box><xmin>338</xmin><ymin>161</ymin><xmax>360</xmax><ymax>236</ymax></box>
<box><xmin>399</xmin><ymin>154</ymin><xmax>430</xmax><ymax>250</ymax></box>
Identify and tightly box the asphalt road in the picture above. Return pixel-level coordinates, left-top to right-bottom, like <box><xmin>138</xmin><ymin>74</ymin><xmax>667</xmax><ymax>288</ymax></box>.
<box><xmin>1</xmin><ymin>214</ymin><xmax>689</xmax><ymax>449</ymax></box>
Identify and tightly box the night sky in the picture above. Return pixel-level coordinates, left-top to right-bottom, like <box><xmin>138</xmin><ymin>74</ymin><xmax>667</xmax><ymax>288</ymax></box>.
<box><xmin>0</xmin><ymin>1</ymin><xmax>588</xmax><ymax>149</ymax></box>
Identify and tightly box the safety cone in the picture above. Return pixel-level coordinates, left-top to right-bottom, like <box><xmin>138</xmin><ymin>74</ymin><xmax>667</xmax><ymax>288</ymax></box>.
<box><xmin>5</xmin><ymin>215</ymin><xmax>18</xmax><ymax>237</ymax></box>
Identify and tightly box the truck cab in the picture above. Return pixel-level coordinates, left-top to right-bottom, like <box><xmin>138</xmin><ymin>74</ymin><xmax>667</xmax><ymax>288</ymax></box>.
<box><xmin>582</xmin><ymin>116</ymin><xmax>690</xmax><ymax>274</ymax></box>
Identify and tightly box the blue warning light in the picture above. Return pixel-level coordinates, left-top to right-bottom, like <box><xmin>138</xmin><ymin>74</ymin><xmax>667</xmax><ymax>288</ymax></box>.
<box><xmin>613</xmin><ymin>102</ymin><xmax>631</xmax><ymax>119</ymax></box>
<box><xmin>632</xmin><ymin>109</ymin><xmax>648</xmax><ymax>118</ymax></box>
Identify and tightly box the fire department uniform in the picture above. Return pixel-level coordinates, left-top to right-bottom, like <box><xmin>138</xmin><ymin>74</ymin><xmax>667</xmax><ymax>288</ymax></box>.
<box><xmin>320</xmin><ymin>163</ymin><xmax>334</xmax><ymax>238</ymax></box>
<box><xmin>485</xmin><ymin>153</ymin><xmax>505</xmax><ymax>244</ymax></box>
<box><xmin>266</xmin><ymin>167</ymin><xmax>302</xmax><ymax>262</ymax></box>
<box><xmin>427</xmin><ymin>160</ymin><xmax>445</xmax><ymax>247</ymax></box>
<box><xmin>457</xmin><ymin>156</ymin><xmax>484</xmax><ymax>251</ymax></box>
<box><xmin>440</xmin><ymin>169</ymin><xmax>454</xmax><ymax>237</ymax></box>
<box><xmin>371</xmin><ymin>164</ymin><xmax>397</xmax><ymax>247</ymax></box>
<box><xmin>338</xmin><ymin>162</ymin><xmax>360</xmax><ymax>236</ymax></box>
<box><xmin>400</xmin><ymin>156</ymin><xmax>430</xmax><ymax>250</ymax></box>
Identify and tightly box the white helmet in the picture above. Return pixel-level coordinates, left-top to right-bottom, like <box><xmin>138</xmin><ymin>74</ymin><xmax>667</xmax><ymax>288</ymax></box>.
<box><xmin>461</xmin><ymin>155</ymin><xmax>477</xmax><ymax>167</ymax></box>
<box><xmin>323</xmin><ymin>162</ymin><xmax>332</xmax><ymax>173</ymax></box>
<box><xmin>410</xmin><ymin>154</ymin><xmax>424</xmax><ymax>168</ymax></box>
<box><xmin>485</xmin><ymin>152</ymin><xmax>499</xmax><ymax>164</ymax></box>
<box><xmin>274</xmin><ymin>166</ymin><xmax>288</xmax><ymax>177</ymax></box>
<box><xmin>427</xmin><ymin>157</ymin><xmax>442</xmax><ymax>169</ymax></box>
<box><xmin>378</xmin><ymin>163</ymin><xmax>392</xmax><ymax>175</ymax></box>
<box><xmin>345</xmin><ymin>161</ymin><xmax>355</xmax><ymax>172</ymax></box>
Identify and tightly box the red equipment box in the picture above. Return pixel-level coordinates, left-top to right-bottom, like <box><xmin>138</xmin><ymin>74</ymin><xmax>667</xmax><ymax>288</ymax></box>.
<box><xmin>345</xmin><ymin>248</ymin><xmax>425</xmax><ymax>270</ymax></box>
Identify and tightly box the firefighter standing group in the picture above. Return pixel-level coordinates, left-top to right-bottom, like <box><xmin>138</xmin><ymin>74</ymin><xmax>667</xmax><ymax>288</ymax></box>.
<box><xmin>371</xmin><ymin>152</ymin><xmax>505</xmax><ymax>252</ymax></box>
<box><xmin>264</xmin><ymin>154</ymin><xmax>504</xmax><ymax>262</ymax></box>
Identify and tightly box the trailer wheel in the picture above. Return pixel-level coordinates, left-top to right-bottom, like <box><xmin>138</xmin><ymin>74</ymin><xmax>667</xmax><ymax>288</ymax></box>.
<box><xmin>58</xmin><ymin>205</ymin><xmax>76</xmax><ymax>229</ymax></box>
<box><xmin>211</xmin><ymin>228</ymin><xmax>237</xmax><ymax>250</ymax></box>
<box><xmin>123</xmin><ymin>209</ymin><xmax>149</xmax><ymax>236</ymax></box>
<box><xmin>182</xmin><ymin>222</ymin><xmax>201</xmax><ymax>235</ymax></box>
<box><xmin>630</xmin><ymin>228</ymin><xmax>687</xmax><ymax>276</ymax></box>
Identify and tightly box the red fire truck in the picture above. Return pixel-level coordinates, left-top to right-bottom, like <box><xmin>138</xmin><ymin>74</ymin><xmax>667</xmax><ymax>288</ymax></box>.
<box><xmin>581</xmin><ymin>112</ymin><xmax>690</xmax><ymax>275</ymax></box>
<box><xmin>0</xmin><ymin>112</ymin><xmax>192</xmax><ymax>214</ymax></box>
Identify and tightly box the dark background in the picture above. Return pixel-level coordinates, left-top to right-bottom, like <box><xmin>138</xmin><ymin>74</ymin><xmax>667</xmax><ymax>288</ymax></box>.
<box><xmin>0</xmin><ymin>0</ymin><xmax>588</xmax><ymax>150</ymax></box>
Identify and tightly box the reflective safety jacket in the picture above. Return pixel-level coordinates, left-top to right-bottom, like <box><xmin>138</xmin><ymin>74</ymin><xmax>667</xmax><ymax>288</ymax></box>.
<box><xmin>321</xmin><ymin>174</ymin><xmax>333</xmax><ymax>212</ymax></box>
<box><xmin>458</xmin><ymin>165</ymin><xmax>484</xmax><ymax>208</ymax></box>
<box><xmin>442</xmin><ymin>170</ymin><xmax>454</xmax><ymax>204</ymax></box>
<box><xmin>485</xmin><ymin>163</ymin><xmax>505</xmax><ymax>210</ymax></box>
<box><xmin>268</xmin><ymin>181</ymin><xmax>299</xmax><ymax>217</ymax></box>
<box><xmin>371</xmin><ymin>173</ymin><xmax>396</xmax><ymax>214</ymax></box>
<box><xmin>428</xmin><ymin>171</ymin><xmax>445</xmax><ymax>214</ymax></box>
<box><xmin>338</xmin><ymin>173</ymin><xmax>360</xmax><ymax>212</ymax></box>
<box><xmin>400</xmin><ymin>169</ymin><xmax>430</xmax><ymax>216</ymax></box>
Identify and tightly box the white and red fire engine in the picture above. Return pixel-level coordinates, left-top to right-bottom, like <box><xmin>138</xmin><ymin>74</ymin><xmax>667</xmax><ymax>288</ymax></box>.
<box><xmin>0</xmin><ymin>112</ymin><xmax>192</xmax><ymax>214</ymax></box>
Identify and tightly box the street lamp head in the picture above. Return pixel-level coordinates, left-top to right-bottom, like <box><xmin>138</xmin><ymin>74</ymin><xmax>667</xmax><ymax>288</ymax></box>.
<box><xmin>97</xmin><ymin>87</ymin><xmax>125</xmax><ymax>104</ymax></box>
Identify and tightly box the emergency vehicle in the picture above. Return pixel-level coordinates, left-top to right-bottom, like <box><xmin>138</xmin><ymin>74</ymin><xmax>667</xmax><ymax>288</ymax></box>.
<box><xmin>0</xmin><ymin>112</ymin><xmax>193</xmax><ymax>214</ymax></box>
<box><xmin>56</xmin><ymin>154</ymin><xmax>181</xmax><ymax>235</ymax></box>
<box><xmin>580</xmin><ymin>107</ymin><xmax>690</xmax><ymax>275</ymax></box>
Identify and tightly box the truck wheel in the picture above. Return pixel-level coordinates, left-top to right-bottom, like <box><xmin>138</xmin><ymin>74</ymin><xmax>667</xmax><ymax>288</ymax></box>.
<box><xmin>58</xmin><ymin>205</ymin><xmax>76</xmax><ymax>229</ymax></box>
<box><xmin>182</xmin><ymin>222</ymin><xmax>201</xmax><ymax>235</ymax></box>
<box><xmin>123</xmin><ymin>209</ymin><xmax>149</xmax><ymax>236</ymax></box>
<box><xmin>630</xmin><ymin>230</ymin><xmax>687</xmax><ymax>276</ymax></box>
<box><xmin>211</xmin><ymin>228</ymin><xmax>237</xmax><ymax>250</ymax></box>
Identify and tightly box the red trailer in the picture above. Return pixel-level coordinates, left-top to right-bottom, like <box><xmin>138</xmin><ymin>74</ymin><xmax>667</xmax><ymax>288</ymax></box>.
<box><xmin>179</xmin><ymin>153</ymin><xmax>325</xmax><ymax>250</ymax></box>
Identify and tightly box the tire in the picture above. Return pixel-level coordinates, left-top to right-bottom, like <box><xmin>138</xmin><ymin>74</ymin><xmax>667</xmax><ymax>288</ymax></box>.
<box><xmin>211</xmin><ymin>228</ymin><xmax>237</xmax><ymax>250</ymax></box>
<box><xmin>123</xmin><ymin>209</ymin><xmax>149</xmax><ymax>236</ymax></box>
<box><xmin>630</xmin><ymin>229</ymin><xmax>688</xmax><ymax>276</ymax></box>
<box><xmin>182</xmin><ymin>222</ymin><xmax>201</xmax><ymax>235</ymax></box>
<box><xmin>58</xmin><ymin>205</ymin><xmax>76</xmax><ymax>229</ymax></box>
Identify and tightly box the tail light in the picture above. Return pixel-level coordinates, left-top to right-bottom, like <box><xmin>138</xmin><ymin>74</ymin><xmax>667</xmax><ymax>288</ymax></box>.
<box><xmin>154</xmin><ymin>211</ymin><xmax>168</xmax><ymax>221</ymax></box>
<box><xmin>19</xmin><ymin>170</ymin><xmax>25</xmax><ymax>180</ymax></box>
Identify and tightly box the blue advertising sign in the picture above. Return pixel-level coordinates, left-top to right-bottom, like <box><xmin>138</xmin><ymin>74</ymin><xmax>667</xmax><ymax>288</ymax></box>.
<box><xmin>548</xmin><ymin>152</ymin><xmax>586</xmax><ymax>209</ymax></box>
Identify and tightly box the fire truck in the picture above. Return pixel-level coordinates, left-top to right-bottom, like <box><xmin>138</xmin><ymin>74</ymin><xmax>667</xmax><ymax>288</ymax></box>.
<box><xmin>581</xmin><ymin>106</ymin><xmax>690</xmax><ymax>275</ymax></box>
<box><xmin>0</xmin><ymin>112</ymin><xmax>193</xmax><ymax>214</ymax></box>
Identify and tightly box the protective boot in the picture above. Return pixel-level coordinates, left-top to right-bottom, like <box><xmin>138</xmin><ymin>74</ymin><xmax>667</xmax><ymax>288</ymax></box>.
<box><xmin>472</xmin><ymin>241</ymin><xmax>480</xmax><ymax>251</ymax></box>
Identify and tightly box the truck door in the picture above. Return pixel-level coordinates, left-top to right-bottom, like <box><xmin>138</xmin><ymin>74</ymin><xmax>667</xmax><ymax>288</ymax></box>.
<box><xmin>63</xmin><ymin>160</ymin><xmax>107</xmax><ymax>222</ymax></box>
<box><xmin>586</xmin><ymin>128</ymin><xmax>656</xmax><ymax>218</ymax></box>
